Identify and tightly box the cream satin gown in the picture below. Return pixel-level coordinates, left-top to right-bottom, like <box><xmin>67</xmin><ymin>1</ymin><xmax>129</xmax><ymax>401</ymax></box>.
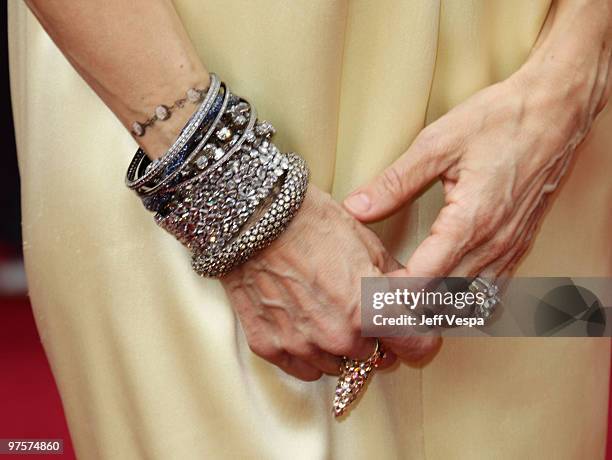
<box><xmin>8</xmin><ymin>1</ymin><xmax>611</xmax><ymax>459</ymax></box>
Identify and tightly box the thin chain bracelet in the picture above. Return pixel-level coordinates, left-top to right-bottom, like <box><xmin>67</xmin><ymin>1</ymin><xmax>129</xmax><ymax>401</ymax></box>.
<box><xmin>126</xmin><ymin>74</ymin><xmax>221</xmax><ymax>191</ymax></box>
<box><xmin>131</xmin><ymin>86</ymin><xmax>211</xmax><ymax>137</ymax></box>
<box><xmin>126</xmin><ymin>76</ymin><xmax>221</xmax><ymax>191</ymax></box>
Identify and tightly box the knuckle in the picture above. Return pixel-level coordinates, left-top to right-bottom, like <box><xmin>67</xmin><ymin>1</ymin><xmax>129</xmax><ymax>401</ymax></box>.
<box><xmin>435</xmin><ymin>205</ymin><xmax>473</xmax><ymax>242</ymax></box>
<box><xmin>414</xmin><ymin>126</ymin><xmax>441</xmax><ymax>153</ymax></box>
<box><xmin>248</xmin><ymin>340</ymin><xmax>283</xmax><ymax>362</ymax></box>
<box><xmin>442</xmin><ymin>203</ymin><xmax>501</xmax><ymax>249</ymax></box>
<box><xmin>324</xmin><ymin>336</ymin><xmax>349</xmax><ymax>356</ymax></box>
<box><xmin>414</xmin><ymin>125</ymin><xmax>452</xmax><ymax>161</ymax></box>
<box><xmin>284</xmin><ymin>339</ymin><xmax>317</xmax><ymax>360</ymax></box>
<box><xmin>377</xmin><ymin>165</ymin><xmax>406</xmax><ymax>199</ymax></box>
<box><xmin>324</xmin><ymin>330</ymin><xmax>361</xmax><ymax>357</ymax></box>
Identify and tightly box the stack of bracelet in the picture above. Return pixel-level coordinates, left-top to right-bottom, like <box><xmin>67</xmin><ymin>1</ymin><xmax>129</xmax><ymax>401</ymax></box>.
<box><xmin>125</xmin><ymin>73</ymin><xmax>310</xmax><ymax>277</ymax></box>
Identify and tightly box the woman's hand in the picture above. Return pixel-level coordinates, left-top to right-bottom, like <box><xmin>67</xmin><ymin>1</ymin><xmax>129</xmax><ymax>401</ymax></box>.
<box><xmin>221</xmin><ymin>186</ymin><xmax>441</xmax><ymax>381</ymax></box>
<box><xmin>221</xmin><ymin>186</ymin><xmax>394</xmax><ymax>381</ymax></box>
<box><xmin>342</xmin><ymin>0</ymin><xmax>611</xmax><ymax>280</ymax></box>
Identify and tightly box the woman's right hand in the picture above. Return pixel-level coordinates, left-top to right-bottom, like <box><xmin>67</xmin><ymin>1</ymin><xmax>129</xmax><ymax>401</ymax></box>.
<box><xmin>222</xmin><ymin>186</ymin><xmax>439</xmax><ymax>381</ymax></box>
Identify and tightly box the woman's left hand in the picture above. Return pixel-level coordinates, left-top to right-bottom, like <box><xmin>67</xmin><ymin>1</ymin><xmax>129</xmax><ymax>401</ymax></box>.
<box><xmin>342</xmin><ymin>37</ymin><xmax>610</xmax><ymax>280</ymax></box>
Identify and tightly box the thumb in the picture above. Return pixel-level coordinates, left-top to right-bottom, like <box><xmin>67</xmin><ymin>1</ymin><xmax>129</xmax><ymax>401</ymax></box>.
<box><xmin>343</xmin><ymin>130</ymin><xmax>451</xmax><ymax>222</ymax></box>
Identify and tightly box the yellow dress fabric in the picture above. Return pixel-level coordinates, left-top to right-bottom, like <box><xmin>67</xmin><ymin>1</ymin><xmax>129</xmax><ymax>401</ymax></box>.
<box><xmin>8</xmin><ymin>1</ymin><xmax>611</xmax><ymax>458</ymax></box>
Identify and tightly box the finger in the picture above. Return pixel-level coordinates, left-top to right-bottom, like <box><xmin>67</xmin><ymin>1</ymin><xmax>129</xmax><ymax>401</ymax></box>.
<box><xmin>353</xmin><ymin>223</ymin><xmax>403</xmax><ymax>272</ymax></box>
<box><xmin>343</xmin><ymin>128</ymin><xmax>454</xmax><ymax>222</ymax></box>
<box><xmin>387</xmin><ymin>202</ymin><xmax>479</xmax><ymax>278</ymax></box>
<box><xmin>376</xmin><ymin>349</ymin><xmax>398</xmax><ymax>370</ymax></box>
<box><xmin>321</xmin><ymin>329</ymin><xmax>380</xmax><ymax>362</ymax></box>
<box><xmin>381</xmin><ymin>335</ymin><xmax>443</xmax><ymax>364</ymax></box>
<box><xmin>345</xmin><ymin>337</ymin><xmax>380</xmax><ymax>361</ymax></box>
<box><xmin>443</xmin><ymin>178</ymin><xmax>457</xmax><ymax>195</ymax></box>
<box><xmin>383</xmin><ymin>256</ymin><xmax>404</xmax><ymax>273</ymax></box>
<box><xmin>335</xmin><ymin>345</ymin><xmax>398</xmax><ymax>372</ymax></box>
<box><xmin>284</xmin><ymin>341</ymin><xmax>344</xmax><ymax>376</ymax></box>
<box><xmin>315</xmin><ymin>351</ymin><xmax>344</xmax><ymax>376</ymax></box>
<box><xmin>344</xmin><ymin>342</ymin><xmax>398</xmax><ymax>370</ymax></box>
<box><xmin>246</xmin><ymin>338</ymin><xmax>324</xmax><ymax>382</ymax></box>
<box><xmin>277</xmin><ymin>353</ymin><xmax>324</xmax><ymax>382</ymax></box>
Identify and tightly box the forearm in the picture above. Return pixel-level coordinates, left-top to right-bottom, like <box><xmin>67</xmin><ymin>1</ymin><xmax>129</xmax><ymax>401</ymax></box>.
<box><xmin>26</xmin><ymin>0</ymin><xmax>210</xmax><ymax>159</ymax></box>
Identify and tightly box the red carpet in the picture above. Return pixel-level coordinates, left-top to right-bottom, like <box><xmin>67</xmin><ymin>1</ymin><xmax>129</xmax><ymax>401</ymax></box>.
<box><xmin>0</xmin><ymin>295</ymin><xmax>610</xmax><ymax>459</ymax></box>
<box><xmin>0</xmin><ymin>297</ymin><xmax>75</xmax><ymax>460</ymax></box>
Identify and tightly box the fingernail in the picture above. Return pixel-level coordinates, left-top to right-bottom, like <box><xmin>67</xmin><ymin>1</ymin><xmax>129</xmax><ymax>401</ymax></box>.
<box><xmin>344</xmin><ymin>192</ymin><xmax>371</xmax><ymax>214</ymax></box>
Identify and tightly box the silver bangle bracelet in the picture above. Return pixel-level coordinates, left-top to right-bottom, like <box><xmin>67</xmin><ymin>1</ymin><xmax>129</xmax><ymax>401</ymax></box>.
<box><xmin>125</xmin><ymin>73</ymin><xmax>221</xmax><ymax>192</ymax></box>
<box><xmin>155</xmin><ymin>111</ymin><xmax>287</xmax><ymax>257</ymax></box>
<box><xmin>125</xmin><ymin>74</ymin><xmax>309</xmax><ymax>278</ymax></box>
<box><xmin>173</xmin><ymin>104</ymin><xmax>258</xmax><ymax>192</ymax></box>
<box><xmin>138</xmin><ymin>83</ymin><xmax>232</xmax><ymax>197</ymax></box>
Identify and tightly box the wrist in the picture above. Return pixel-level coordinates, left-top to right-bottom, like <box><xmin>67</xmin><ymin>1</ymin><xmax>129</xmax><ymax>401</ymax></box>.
<box><xmin>511</xmin><ymin>32</ymin><xmax>610</xmax><ymax>148</ymax></box>
<box><xmin>130</xmin><ymin>71</ymin><xmax>212</xmax><ymax>159</ymax></box>
<box><xmin>516</xmin><ymin>0</ymin><xmax>610</xmax><ymax>123</ymax></box>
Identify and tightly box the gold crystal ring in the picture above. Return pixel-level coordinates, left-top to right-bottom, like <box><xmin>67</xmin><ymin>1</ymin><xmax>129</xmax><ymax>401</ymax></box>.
<box><xmin>332</xmin><ymin>339</ymin><xmax>385</xmax><ymax>417</ymax></box>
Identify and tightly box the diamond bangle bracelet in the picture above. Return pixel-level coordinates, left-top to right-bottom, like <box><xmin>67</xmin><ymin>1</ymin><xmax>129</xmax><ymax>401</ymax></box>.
<box><xmin>125</xmin><ymin>74</ymin><xmax>309</xmax><ymax>277</ymax></box>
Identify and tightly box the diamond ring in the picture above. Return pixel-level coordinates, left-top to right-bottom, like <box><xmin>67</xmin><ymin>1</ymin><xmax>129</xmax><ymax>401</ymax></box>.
<box><xmin>332</xmin><ymin>339</ymin><xmax>384</xmax><ymax>417</ymax></box>
<box><xmin>468</xmin><ymin>276</ymin><xmax>501</xmax><ymax>320</ymax></box>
